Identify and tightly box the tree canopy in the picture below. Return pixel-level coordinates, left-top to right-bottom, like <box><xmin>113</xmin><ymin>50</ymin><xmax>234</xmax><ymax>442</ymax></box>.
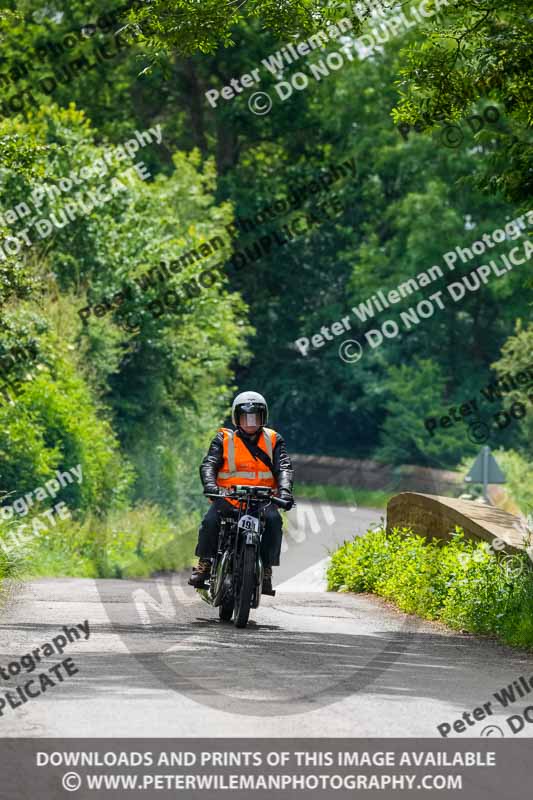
<box><xmin>0</xmin><ymin>0</ymin><xmax>530</xmax><ymax>576</ymax></box>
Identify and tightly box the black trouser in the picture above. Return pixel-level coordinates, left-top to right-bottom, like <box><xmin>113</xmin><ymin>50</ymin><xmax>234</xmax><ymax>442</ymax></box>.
<box><xmin>195</xmin><ymin>499</ymin><xmax>283</xmax><ymax>567</ymax></box>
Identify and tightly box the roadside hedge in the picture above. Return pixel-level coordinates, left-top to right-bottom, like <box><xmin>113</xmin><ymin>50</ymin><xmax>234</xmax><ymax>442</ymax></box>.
<box><xmin>327</xmin><ymin>527</ymin><xmax>533</xmax><ymax>649</ymax></box>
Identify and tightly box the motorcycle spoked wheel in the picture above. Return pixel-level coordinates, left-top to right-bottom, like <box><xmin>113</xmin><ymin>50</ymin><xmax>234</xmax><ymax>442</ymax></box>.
<box><xmin>216</xmin><ymin>548</ymin><xmax>234</xmax><ymax>620</ymax></box>
<box><xmin>233</xmin><ymin>545</ymin><xmax>257</xmax><ymax>628</ymax></box>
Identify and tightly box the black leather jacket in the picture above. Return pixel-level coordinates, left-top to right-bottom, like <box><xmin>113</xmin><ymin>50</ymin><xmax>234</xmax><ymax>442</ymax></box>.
<box><xmin>200</xmin><ymin>427</ymin><xmax>294</xmax><ymax>495</ymax></box>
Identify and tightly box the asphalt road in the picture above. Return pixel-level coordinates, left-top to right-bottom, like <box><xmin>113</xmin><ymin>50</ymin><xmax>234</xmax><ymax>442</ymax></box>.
<box><xmin>1</xmin><ymin>500</ymin><xmax>533</xmax><ymax>739</ymax></box>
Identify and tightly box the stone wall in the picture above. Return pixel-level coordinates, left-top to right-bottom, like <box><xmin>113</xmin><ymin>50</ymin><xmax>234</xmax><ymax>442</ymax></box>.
<box><xmin>386</xmin><ymin>492</ymin><xmax>526</xmax><ymax>554</ymax></box>
<box><xmin>292</xmin><ymin>454</ymin><xmax>463</xmax><ymax>495</ymax></box>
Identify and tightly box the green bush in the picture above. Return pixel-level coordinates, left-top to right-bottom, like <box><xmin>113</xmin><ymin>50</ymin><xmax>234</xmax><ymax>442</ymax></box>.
<box><xmin>328</xmin><ymin>527</ymin><xmax>533</xmax><ymax>649</ymax></box>
<box><xmin>0</xmin><ymin>355</ymin><xmax>133</xmax><ymax>515</ymax></box>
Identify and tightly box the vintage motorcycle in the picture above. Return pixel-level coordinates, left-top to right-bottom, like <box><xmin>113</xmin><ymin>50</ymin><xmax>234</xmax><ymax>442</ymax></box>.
<box><xmin>196</xmin><ymin>485</ymin><xmax>292</xmax><ymax>628</ymax></box>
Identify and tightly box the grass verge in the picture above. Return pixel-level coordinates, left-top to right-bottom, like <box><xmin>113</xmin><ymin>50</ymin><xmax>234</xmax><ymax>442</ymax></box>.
<box><xmin>0</xmin><ymin>542</ymin><xmax>24</xmax><ymax>603</ymax></box>
<box><xmin>294</xmin><ymin>482</ymin><xmax>392</xmax><ymax>508</ymax></box>
<box><xmin>327</xmin><ymin>526</ymin><xmax>533</xmax><ymax>650</ymax></box>
<box><xmin>1</xmin><ymin>505</ymin><xmax>198</xmax><ymax>581</ymax></box>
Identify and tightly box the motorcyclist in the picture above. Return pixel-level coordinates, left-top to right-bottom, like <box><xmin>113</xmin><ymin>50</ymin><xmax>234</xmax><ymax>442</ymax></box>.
<box><xmin>188</xmin><ymin>391</ymin><xmax>294</xmax><ymax>594</ymax></box>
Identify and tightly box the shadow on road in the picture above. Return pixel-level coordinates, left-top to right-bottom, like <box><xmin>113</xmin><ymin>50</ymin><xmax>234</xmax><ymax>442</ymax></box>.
<box><xmin>2</xmin><ymin>610</ymin><xmax>532</xmax><ymax>719</ymax></box>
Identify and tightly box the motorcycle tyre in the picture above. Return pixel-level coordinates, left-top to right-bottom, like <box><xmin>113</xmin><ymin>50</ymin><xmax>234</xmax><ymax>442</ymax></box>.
<box><xmin>219</xmin><ymin>596</ymin><xmax>234</xmax><ymax>621</ymax></box>
<box><xmin>234</xmin><ymin>545</ymin><xmax>256</xmax><ymax>628</ymax></box>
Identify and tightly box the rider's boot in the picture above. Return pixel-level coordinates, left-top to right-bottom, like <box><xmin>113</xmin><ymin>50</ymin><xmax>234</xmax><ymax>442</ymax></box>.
<box><xmin>262</xmin><ymin>566</ymin><xmax>276</xmax><ymax>596</ymax></box>
<box><xmin>188</xmin><ymin>558</ymin><xmax>212</xmax><ymax>588</ymax></box>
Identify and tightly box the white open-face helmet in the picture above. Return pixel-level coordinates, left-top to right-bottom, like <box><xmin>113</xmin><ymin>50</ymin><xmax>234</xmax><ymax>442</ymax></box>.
<box><xmin>231</xmin><ymin>391</ymin><xmax>269</xmax><ymax>428</ymax></box>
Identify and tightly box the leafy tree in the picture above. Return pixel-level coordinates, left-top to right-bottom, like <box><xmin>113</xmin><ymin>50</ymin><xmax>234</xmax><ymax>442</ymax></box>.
<box><xmin>127</xmin><ymin>0</ymin><xmax>352</xmax><ymax>56</ymax></box>
<box><xmin>376</xmin><ymin>358</ymin><xmax>477</xmax><ymax>466</ymax></box>
<box><xmin>0</xmin><ymin>324</ymin><xmax>133</xmax><ymax>514</ymax></box>
<box><xmin>393</xmin><ymin>0</ymin><xmax>533</xmax><ymax>203</ymax></box>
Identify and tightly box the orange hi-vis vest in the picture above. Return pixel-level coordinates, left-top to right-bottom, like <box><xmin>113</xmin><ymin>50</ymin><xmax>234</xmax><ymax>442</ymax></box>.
<box><xmin>216</xmin><ymin>427</ymin><xmax>278</xmax><ymax>506</ymax></box>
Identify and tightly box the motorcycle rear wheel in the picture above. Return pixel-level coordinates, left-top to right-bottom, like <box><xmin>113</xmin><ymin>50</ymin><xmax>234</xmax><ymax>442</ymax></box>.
<box><xmin>233</xmin><ymin>545</ymin><xmax>256</xmax><ymax>628</ymax></box>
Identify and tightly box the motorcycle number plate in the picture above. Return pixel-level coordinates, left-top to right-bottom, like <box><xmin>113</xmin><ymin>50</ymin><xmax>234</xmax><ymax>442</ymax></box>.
<box><xmin>238</xmin><ymin>514</ymin><xmax>259</xmax><ymax>533</ymax></box>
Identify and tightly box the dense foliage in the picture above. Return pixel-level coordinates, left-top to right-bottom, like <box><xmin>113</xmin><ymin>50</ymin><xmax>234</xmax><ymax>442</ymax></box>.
<box><xmin>0</xmin><ymin>0</ymin><xmax>530</xmax><ymax>579</ymax></box>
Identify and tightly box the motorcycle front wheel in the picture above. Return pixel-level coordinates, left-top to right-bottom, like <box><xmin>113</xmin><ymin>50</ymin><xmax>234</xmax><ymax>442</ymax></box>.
<box><xmin>233</xmin><ymin>545</ymin><xmax>256</xmax><ymax>628</ymax></box>
<box><xmin>219</xmin><ymin>596</ymin><xmax>234</xmax><ymax>621</ymax></box>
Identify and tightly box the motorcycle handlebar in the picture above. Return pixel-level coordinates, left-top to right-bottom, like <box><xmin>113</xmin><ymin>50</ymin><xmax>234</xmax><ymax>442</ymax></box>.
<box><xmin>271</xmin><ymin>495</ymin><xmax>293</xmax><ymax>510</ymax></box>
<box><xmin>204</xmin><ymin>491</ymin><xmax>294</xmax><ymax>509</ymax></box>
